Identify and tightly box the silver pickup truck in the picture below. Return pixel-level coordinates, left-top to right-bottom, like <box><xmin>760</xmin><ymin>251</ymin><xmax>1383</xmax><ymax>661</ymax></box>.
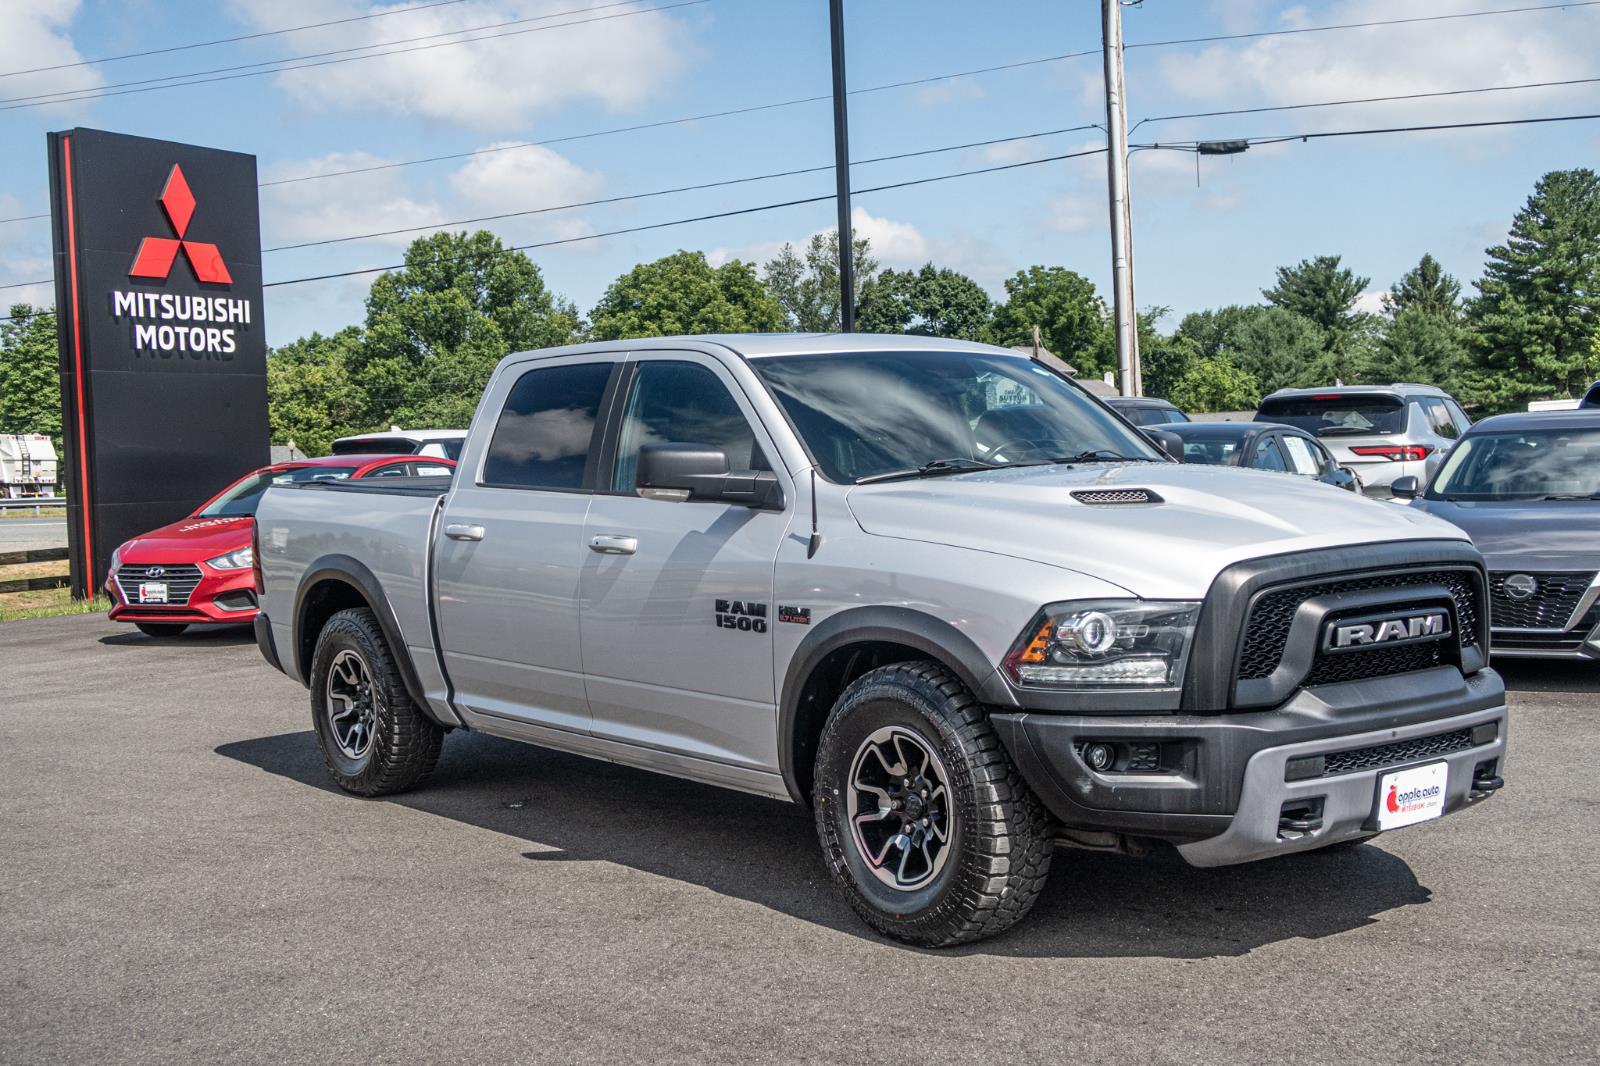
<box><xmin>252</xmin><ymin>334</ymin><xmax>1508</xmax><ymax>946</ymax></box>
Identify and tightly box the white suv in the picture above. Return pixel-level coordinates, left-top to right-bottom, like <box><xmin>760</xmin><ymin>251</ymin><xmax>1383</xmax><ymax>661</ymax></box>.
<box><xmin>1255</xmin><ymin>384</ymin><xmax>1471</xmax><ymax>499</ymax></box>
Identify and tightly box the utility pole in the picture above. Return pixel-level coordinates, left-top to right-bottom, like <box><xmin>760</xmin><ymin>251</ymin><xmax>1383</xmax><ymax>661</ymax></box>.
<box><xmin>1101</xmin><ymin>0</ymin><xmax>1140</xmax><ymax>394</ymax></box>
<box><xmin>828</xmin><ymin>0</ymin><xmax>856</xmax><ymax>331</ymax></box>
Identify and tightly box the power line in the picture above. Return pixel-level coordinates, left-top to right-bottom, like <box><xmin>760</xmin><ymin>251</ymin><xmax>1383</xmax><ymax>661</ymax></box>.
<box><xmin>1</xmin><ymin>0</ymin><xmax>652</xmax><ymax>107</ymax></box>
<box><xmin>0</xmin><ymin>47</ymin><xmax>1106</xmax><ymax>218</ymax></box>
<box><xmin>1135</xmin><ymin>110</ymin><xmax>1600</xmax><ymax>151</ymax></box>
<box><xmin>1138</xmin><ymin>74</ymin><xmax>1600</xmax><ymax>126</ymax></box>
<box><xmin>262</xmin><ymin>125</ymin><xmax>1100</xmax><ymax>252</ymax></box>
<box><xmin>0</xmin><ymin>144</ymin><xmax>1109</xmax><ymax>297</ymax></box>
<box><xmin>261</xmin><ymin>49</ymin><xmax>1100</xmax><ymax>188</ymax></box>
<box><xmin>0</xmin><ymin>213</ymin><xmax>48</xmax><ymax>226</ymax></box>
<box><xmin>262</xmin><ymin>147</ymin><xmax>1109</xmax><ymax>289</ymax></box>
<box><xmin>0</xmin><ymin>0</ymin><xmax>476</xmax><ymax>80</ymax></box>
<box><xmin>0</xmin><ymin>0</ymin><xmax>708</xmax><ymax>112</ymax></box>
<box><xmin>1126</xmin><ymin>0</ymin><xmax>1600</xmax><ymax>50</ymax></box>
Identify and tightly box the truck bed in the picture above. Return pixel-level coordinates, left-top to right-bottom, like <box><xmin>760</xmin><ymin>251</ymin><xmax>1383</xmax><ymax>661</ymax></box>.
<box><xmin>255</xmin><ymin>476</ymin><xmax>452</xmax><ymax>712</ymax></box>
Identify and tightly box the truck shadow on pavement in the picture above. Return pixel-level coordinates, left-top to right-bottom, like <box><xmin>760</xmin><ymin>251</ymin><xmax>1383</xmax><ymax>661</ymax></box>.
<box><xmin>217</xmin><ymin>728</ymin><xmax>1432</xmax><ymax>958</ymax></box>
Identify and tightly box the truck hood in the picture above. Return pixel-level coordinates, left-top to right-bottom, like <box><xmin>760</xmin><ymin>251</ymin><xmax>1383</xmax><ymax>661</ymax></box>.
<box><xmin>845</xmin><ymin>462</ymin><xmax>1466</xmax><ymax>599</ymax></box>
<box><xmin>1410</xmin><ymin>498</ymin><xmax>1600</xmax><ymax>573</ymax></box>
<box><xmin>117</xmin><ymin>515</ymin><xmax>251</xmax><ymax>563</ymax></box>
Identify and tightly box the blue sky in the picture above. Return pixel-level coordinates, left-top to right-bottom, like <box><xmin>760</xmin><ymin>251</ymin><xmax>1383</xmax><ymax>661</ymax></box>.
<box><xmin>3</xmin><ymin>0</ymin><xmax>1599</xmax><ymax>347</ymax></box>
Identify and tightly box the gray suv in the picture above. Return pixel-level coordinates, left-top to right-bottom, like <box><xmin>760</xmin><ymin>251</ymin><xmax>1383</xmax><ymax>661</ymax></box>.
<box><xmin>252</xmin><ymin>336</ymin><xmax>1508</xmax><ymax>946</ymax></box>
<box><xmin>1255</xmin><ymin>384</ymin><xmax>1471</xmax><ymax>498</ymax></box>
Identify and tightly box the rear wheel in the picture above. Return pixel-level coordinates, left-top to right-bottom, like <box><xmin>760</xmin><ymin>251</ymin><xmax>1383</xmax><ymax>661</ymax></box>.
<box><xmin>813</xmin><ymin>662</ymin><xmax>1054</xmax><ymax>947</ymax></box>
<box><xmin>309</xmin><ymin>607</ymin><xmax>443</xmax><ymax>796</ymax></box>
<box><xmin>134</xmin><ymin>622</ymin><xmax>188</xmax><ymax>638</ymax></box>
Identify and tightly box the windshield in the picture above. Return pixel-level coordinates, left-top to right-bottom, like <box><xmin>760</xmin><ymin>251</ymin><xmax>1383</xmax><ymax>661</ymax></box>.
<box><xmin>331</xmin><ymin>437</ymin><xmax>414</xmax><ymax>455</ymax></box>
<box><xmin>197</xmin><ymin>465</ymin><xmax>359</xmax><ymax>517</ymax></box>
<box><xmin>751</xmin><ymin>350</ymin><xmax>1161</xmax><ymax>483</ymax></box>
<box><xmin>1428</xmin><ymin>428</ymin><xmax>1600</xmax><ymax>500</ymax></box>
<box><xmin>1257</xmin><ymin>394</ymin><xmax>1407</xmax><ymax>436</ymax></box>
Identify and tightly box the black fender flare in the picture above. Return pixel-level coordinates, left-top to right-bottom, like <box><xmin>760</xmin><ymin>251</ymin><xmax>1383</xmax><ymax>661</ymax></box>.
<box><xmin>777</xmin><ymin>605</ymin><xmax>1016</xmax><ymax>803</ymax></box>
<box><xmin>292</xmin><ymin>554</ymin><xmax>441</xmax><ymax>725</ymax></box>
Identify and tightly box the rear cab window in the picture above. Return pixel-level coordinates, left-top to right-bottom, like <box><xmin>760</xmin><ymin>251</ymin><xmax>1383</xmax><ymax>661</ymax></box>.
<box><xmin>1256</xmin><ymin>394</ymin><xmax>1407</xmax><ymax>437</ymax></box>
<box><xmin>481</xmin><ymin>361</ymin><xmax>614</xmax><ymax>490</ymax></box>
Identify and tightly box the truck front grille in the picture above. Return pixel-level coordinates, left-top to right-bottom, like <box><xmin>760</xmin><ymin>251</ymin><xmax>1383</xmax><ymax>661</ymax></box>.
<box><xmin>1489</xmin><ymin>570</ymin><xmax>1594</xmax><ymax>630</ymax></box>
<box><xmin>1238</xmin><ymin>568</ymin><xmax>1480</xmax><ymax>682</ymax></box>
<box><xmin>114</xmin><ymin>564</ymin><xmax>204</xmax><ymax>607</ymax></box>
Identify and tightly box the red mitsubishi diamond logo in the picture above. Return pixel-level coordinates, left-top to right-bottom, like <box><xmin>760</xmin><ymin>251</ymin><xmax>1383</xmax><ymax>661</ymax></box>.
<box><xmin>129</xmin><ymin>165</ymin><xmax>232</xmax><ymax>284</ymax></box>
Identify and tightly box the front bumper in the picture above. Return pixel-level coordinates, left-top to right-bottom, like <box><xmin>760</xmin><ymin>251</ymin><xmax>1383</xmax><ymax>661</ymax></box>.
<box><xmin>992</xmin><ymin>666</ymin><xmax>1506</xmax><ymax>865</ymax></box>
<box><xmin>106</xmin><ymin>564</ymin><xmax>259</xmax><ymax>625</ymax></box>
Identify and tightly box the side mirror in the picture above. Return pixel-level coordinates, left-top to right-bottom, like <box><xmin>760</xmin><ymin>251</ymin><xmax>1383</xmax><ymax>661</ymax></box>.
<box><xmin>1142</xmin><ymin>428</ymin><xmax>1185</xmax><ymax>462</ymax></box>
<box><xmin>1390</xmin><ymin>475</ymin><xmax>1420</xmax><ymax>500</ymax></box>
<box><xmin>635</xmin><ymin>442</ymin><xmax>783</xmax><ymax>509</ymax></box>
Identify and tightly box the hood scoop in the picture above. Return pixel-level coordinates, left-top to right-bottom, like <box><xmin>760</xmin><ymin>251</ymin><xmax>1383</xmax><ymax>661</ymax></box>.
<box><xmin>1070</xmin><ymin>488</ymin><xmax>1163</xmax><ymax>506</ymax></box>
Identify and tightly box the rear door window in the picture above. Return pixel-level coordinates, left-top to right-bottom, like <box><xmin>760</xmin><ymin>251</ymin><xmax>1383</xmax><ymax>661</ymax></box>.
<box><xmin>1256</xmin><ymin>394</ymin><xmax>1407</xmax><ymax>436</ymax></box>
<box><xmin>482</xmin><ymin>361</ymin><xmax>615</xmax><ymax>490</ymax></box>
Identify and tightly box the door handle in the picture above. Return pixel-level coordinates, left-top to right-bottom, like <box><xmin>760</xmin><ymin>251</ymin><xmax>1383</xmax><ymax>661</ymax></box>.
<box><xmin>589</xmin><ymin>534</ymin><xmax>638</xmax><ymax>555</ymax></box>
<box><xmin>444</xmin><ymin>523</ymin><xmax>486</xmax><ymax>542</ymax></box>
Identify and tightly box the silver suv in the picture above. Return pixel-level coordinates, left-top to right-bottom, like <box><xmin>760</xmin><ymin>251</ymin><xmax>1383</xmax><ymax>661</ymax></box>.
<box><xmin>1255</xmin><ymin>384</ymin><xmax>1471</xmax><ymax>498</ymax></box>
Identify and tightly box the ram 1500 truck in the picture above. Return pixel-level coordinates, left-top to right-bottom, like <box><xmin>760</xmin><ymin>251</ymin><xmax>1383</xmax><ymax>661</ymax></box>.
<box><xmin>252</xmin><ymin>335</ymin><xmax>1508</xmax><ymax>946</ymax></box>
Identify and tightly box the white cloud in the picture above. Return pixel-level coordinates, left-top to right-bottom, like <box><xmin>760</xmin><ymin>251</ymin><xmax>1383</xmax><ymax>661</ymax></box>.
<box><xmin>0</xmin><ymin>1</ymin><xmax>103</xmax><ymax>111</ymax></box>
<box><xmin>1157</xmin><ymin>0</ymin><xmax>1600</xmax><ymax>133</ymax></box>
<box><xmin>449</xmin><ymin>144</ymin><xmax>605</xmax><ymax>242</ymax></box>
<box><xmin>260</xmin><ymin>152</ymin><xmax>441</xmax><ymax>248</ymax></box>
<box><xmin>227</xmin><ymin>0</ymin><xmax>697</xmax><ymax>130</ymax></box>
<box><xmin>1354</xmin><ymin>290</ymin><xmax>1390</xmax><ymax>315</ymax></box>
<box><xmin>850</xmin><ymin>206</ymin><xmax>928</xmax><ymax>264</ymax></box>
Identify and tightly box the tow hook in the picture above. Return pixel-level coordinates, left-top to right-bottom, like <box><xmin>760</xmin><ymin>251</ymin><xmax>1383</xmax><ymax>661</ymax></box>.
<box><xmin>1278</xmin><ymin>798</ymin><xmax>1324</xmax><ymax>837</ymax></box>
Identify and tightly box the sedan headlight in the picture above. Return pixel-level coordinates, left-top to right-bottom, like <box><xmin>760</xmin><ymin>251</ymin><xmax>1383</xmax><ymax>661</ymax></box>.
<box><xmin>1003</xmin><ymin>601</ymin><xmax>1201</xmax><ymax>688</ymax></box>
<box><xmin>108</xmin><ymin>545</ymin><xmax>123</xmax><ymax>572</ymax></box>
<box><xmin>205</xmin><ymin>546</ymin><xmax>254</xmax><ymax>570</ymax></box>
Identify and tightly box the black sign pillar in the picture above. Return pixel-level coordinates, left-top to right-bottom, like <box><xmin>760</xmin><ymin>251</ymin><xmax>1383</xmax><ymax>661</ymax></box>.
<box><xmin>47</xmin><ymin>128</ymin><xmax>268</xmax><ymax>598</ymax></box>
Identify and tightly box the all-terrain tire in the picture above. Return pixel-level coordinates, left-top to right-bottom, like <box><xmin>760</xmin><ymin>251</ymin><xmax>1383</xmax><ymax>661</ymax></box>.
<box><xmin>309</xmin><ymin>607</ymin><xmax>443</xmax><ymax>796</ymax></box>
<box><xmin>814</xmin><ymin>661</ymin><xmax>1054</xmax><ymax>947</ymax></box>
<box><xmin>135</xmin><ymin>622</ymin><xmax>188</xmax><ymax>638</ymax></box>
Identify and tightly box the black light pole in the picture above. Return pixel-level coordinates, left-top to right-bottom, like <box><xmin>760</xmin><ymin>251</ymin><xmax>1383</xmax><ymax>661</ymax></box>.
<box><xmin>828</xmin><ymin>0</ymin><xmax>855</xmax><ymax>331</ymax></box>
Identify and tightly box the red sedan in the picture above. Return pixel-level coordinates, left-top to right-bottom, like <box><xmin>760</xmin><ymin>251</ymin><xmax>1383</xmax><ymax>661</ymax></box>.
<box><xmin>106</xmin><ymin>453</ymin><xmax>455</xmax><ymax>637</ymax></box>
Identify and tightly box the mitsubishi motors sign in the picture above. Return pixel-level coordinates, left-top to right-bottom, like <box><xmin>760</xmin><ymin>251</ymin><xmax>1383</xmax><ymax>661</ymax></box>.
<box><xmin>48</xmin><ymin>128</ymin><xmax>268</xmax><ymax>598</ymax></box>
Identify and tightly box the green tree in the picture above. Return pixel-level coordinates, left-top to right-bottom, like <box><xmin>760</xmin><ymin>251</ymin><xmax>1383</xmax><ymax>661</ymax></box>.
<box><xmin>992</xmin><ymin>266</ymin><xmax>1112</xmax><ymax>377</ymax></box>
<box><xmin>1139</xmin><ymin>309</ymin><xmax>1199</xmax><ymax>400</ymax></box>
<box><xmin>1368</xmin><ymin>307</ymin><xmax>1468</xmax><ymax>393</ymax></box>
<box><xmin>1464</xmin><ymin>168</ymin><xmax>1600</xmax><ymax>411</ymax></box>
<box><xmin>1168</xmin><ymin>356</ymin><xmax>1261</xmax><ymax>413</ymax></box>
<box><xmin>589</xmin><ymin>250</ymin><xmax>785</xmax><ymax>341</ymax></box>
<box><xmin>858</xmin><ymin>264</ymin><xmax>994</xmax><ymax>342</ymax></box>
<box><xmin>1174</xmin><ymin>305</ymin><xmax>1259</xmax><ymax>361</ymax></box>
<box><xmin>0</xmin><ymin>305</ymin><xmax>62</xmax><ymax>450</ymax></box>
<box><xmin>1383</xmin><ymin>253</ymin><xmax>1461</xmax><ymax>320</ymax></box>
<box><xmin>266</xmin><ymin>328</ymin><xmax>365</xmax><ymax>456</ymax></box>
<box><xmin>763</xmin><ymin>230</ymin><xmax>878</xmax><ymax>332</ymax></box>
<box><xmin>1263</xmin><ymin>254</ymin><xmax>1370</xmax><ymax>359</ymax></box>
<box><xmin>356</xmin><ymin>230</ymin><xmax>582</xmax><ymax>429</ymax></box>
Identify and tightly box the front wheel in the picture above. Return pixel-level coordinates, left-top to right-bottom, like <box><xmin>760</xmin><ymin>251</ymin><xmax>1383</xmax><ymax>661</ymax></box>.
<box><xmin>813</xmin><ymin>662</ymin><xmax>1054</xmax><ymax>947</ymax></box>
<box><xmin>135</xmin><ymin>622</ymin><xmax>188</xmax><ymax>638</ymax></box>
<box><xmin>309</xmin><ymin>607</ymin><xmax>443</xmax><ymax>796</ymax></box>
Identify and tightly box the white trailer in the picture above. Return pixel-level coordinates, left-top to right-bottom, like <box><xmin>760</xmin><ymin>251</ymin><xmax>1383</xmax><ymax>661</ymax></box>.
<box><xmin>0</xmin><ymin>434</ymin><xmax>59</xmax><ymax>498</ymax></box>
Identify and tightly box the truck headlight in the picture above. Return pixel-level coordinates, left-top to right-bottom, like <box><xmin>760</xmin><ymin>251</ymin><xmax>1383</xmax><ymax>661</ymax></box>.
<box><xmin>1003</xmin><ymin>601</ymin><xmax>1201</xmax><ymax>688</ymax></box>
<box><xmin>206</xmin><ymin>546</ymin><xmax>254</xmax><ymax>570</ymax></box>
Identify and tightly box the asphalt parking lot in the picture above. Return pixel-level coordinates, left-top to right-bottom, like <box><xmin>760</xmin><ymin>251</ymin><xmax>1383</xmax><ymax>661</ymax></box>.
<box><xmin>2</xmin><ymin>614</ymin><xmax>1597</xmax><ymax>1064</ymax></box>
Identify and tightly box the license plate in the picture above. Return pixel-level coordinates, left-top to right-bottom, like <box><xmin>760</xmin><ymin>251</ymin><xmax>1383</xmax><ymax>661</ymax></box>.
<box><xmin>137</xmin><ymin>581</ymin><xmax>169</xmax><ymax>604</ymax></box>
<box><xmin>1375</xmin><ymin>762</ymin><xmax>1448</xmax><ymax>831</ymax></box>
